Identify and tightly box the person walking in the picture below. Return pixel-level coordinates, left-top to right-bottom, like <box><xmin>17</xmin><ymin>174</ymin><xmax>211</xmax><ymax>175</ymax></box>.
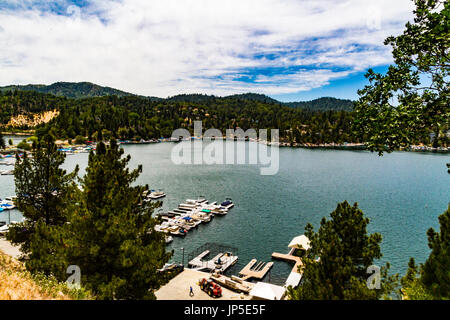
<box><xmin>189</xmin><ymin>286</ymin><xmax>194</xmax><ymax>297</ymax></box>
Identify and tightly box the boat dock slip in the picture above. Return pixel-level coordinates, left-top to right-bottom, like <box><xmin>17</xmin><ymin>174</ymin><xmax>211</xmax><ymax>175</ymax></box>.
<box><xmin>271</xmin><ymin>252</ymin><xmax>303</xmax><ymax>273</ymax></box>
<box><xmin>238</xmin><ymin>259</ymin><xmax>274</xmax><ymax>281</ymax></box>
<box><xmin>272</xmin><ymin>235</ymin><xmax>310</xmax><ymax>288</ymax></box>
<box><xmin>188</xmin><ymin>251</ymin><xmax>238</xmax><ymax>273</ymax></box>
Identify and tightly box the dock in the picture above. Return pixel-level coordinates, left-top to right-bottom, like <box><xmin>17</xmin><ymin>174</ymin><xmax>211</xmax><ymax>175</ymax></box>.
<box><xmin>188</xmin><ymin>250</ymin><xmax>238</xmax><ymax>273</ymax></box>
<box><xmin>238</xmin><ymin>259</ymin><xmax>273</xmax><ymax>281</ymax></box>
<box><xmin>272</xmin><ymin>235</ymin><xmax>311</xmax><ymax>288</ymax></box>
<box><xmin>271</xmin><ymin>251</ymin><xmax>303</xmax><ymax>274</ymax></box>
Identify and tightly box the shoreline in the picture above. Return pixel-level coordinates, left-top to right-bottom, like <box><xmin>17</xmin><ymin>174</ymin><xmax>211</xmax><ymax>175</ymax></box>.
<box><xmin>2</xmin><ymin>133</ymin><xmax>448</xmax><ymax>154</ymax></box>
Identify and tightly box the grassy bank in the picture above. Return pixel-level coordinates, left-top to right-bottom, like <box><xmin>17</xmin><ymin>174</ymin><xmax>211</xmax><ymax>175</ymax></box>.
<box><xmin>0</xmin><ymin>250</ymin><xmax>92</xmax><ymax>300</ymax></box>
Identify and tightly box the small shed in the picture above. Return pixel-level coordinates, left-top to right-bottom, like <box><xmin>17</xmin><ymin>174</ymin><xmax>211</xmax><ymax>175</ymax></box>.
<box><xmin>250</xmin><ymin>282</ymin><xmax>286</xmax><ymax>300</ymax></box>
<box><xmin>288</xmin><ymin>235</ymin><xmax>311</xmax><ymax>251</ymax></box>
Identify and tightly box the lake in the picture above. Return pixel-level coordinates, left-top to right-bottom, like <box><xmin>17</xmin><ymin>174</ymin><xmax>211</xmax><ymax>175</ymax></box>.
<box><xmin>0</xmin><ymin>141</ymin><xmax>448</xmax><ymax>285</ymax></box>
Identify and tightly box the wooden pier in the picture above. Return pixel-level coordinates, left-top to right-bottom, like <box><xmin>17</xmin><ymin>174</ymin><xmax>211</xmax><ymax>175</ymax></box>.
<box><xmin>238</xmin><ymin>259</ymin><xmax>274</xmax><ymax>281</ymax></box>
<box><xmin>271</xmin><ymin>252</ymin><xmax>303</xmax><ymax>274</ymax></box>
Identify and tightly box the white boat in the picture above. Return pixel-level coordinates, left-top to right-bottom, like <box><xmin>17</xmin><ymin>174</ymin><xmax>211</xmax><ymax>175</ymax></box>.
<box><xmin>171</xmin><ymin>218</ymin><xmax>192</xmax><ymax>231</ymax></box>
<box><xmin>168</xmin><ymin>225</ymin><xmax>187</xmax><ymax>237</ymax></box>
<box><xmin>0</xmin><ymin>200</ymin><xmax>16</xmax><ymax>210</ymax></box>
<box><xmin>0</xmin><ymin>224</ymin><xmax>9</xmax><ymax>233</ymax></box>
<box><xmin>165</xmin><ymin>235</ymin><xmax>173</xmax><ymax>244</ymax></box>
<box><xmin>148</xmin><ymin>191</ymin><xmax>166</xmax><ymax>200</ymax></box>
<box><xmin>0</xmin><ymin>221</ymin><xmax>19</xmax><ymax>234</ymax></box>
<box><xmin>192</xmin><ymin>211</ymin><xmax>212</xmax><ymax>223</ymax></box>
<box><xmin>179</xmin><ymin>203</ymin><xmax>197</xmax><ymax>209</ymax></box>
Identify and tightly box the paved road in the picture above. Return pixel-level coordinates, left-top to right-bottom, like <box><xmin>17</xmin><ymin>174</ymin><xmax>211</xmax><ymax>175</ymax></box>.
<box><xmin>0</xmin><ymin>238</ymin><xmax>21</xmax><ymax>259</ymax></box>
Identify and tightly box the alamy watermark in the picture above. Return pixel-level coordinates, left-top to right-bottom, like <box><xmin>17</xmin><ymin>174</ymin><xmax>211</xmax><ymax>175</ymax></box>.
<box><xmin>170</xmin><ymin>121</ymin><xmax>280</xmax><ymax>175</ymax></box>
<box><xmin>66</xmin><ymin>265</ymin><xmax>81</xmax><ymax>290</ymax></box>
<box><xmin>366</xmin><ymin>265</ymin><xmax>381</xmax><ymax>290</ymax></box>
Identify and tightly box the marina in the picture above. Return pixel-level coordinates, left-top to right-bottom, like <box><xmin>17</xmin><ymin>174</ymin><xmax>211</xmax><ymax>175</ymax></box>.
<box><xmin>154</xmin><ymin>197</ymin><xmax>234</xmax><ymax>240</ymax></box>
<box><xmin>0</xmin><ymin>141</ymin><xmax>448</xmax><ymax>285</ymax></box>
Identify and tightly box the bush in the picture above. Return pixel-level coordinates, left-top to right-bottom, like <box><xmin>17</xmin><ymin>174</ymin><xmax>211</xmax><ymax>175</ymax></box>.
<box><xmin>17</xmin><ymin>140</ymin><xmax>31</xmax><ymax>151</ymax></box>
<box><xmin>74</xmin><ymin>135</ymin><xmax>86</xmax><ymax>145</ymax></box>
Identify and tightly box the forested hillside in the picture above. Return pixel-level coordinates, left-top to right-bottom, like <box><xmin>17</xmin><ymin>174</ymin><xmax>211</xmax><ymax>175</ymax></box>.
<box><xmin>0</xmin><ymin>82</ymin><xmax>135</xmax><ymax>99</ymax></box>
<box><xmin>1</xmin><ymin>82</ymin><xmax>353</xmax><ymax>110</ymax></box>
<box><xmin>0</xmin><ymin>90</ymin><xmax>359</xmax><ymax>144</ymax></box>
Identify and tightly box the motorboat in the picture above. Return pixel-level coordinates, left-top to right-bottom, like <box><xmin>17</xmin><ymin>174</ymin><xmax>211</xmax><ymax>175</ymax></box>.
<box><xmin>148</xmin><ymin>190</ymin><xmax>166</xmax><ymax>200</ymax></box>
<box><xmin>220</xmin><ymin>198</ymin><xmax>234</xmax><ymax>209</ymax></box>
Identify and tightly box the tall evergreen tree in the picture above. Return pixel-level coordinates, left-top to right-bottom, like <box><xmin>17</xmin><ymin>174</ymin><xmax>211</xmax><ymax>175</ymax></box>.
<box><xmin>401</xmin><ymin>205</ymin><xmax>449</xmax><ymax>299</ymax></box>
<box><xmin>421</xmin><ymin>205</ymin><xmax>449</xmax><ymax>298</ymax></box>
<box><xmin>67</xmin><ymin>140</ymin><xmax>171</xmax><ymax>299</ymax></box>
<box><xmin>288</xmin><ymin>201</ymin><xmax>398</xmax><ymax>300</ymax></box>
<box><xmin>7</xmin><ymin>134</ymin><xmax>78</xmax><ymax>277</ymax></box>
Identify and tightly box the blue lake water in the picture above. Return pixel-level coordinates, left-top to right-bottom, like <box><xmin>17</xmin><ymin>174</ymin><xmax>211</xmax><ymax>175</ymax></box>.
<box><xmin>0</xmin><ymin>141</ymin><xmax>448</xmax><ymax>285</ymax></box>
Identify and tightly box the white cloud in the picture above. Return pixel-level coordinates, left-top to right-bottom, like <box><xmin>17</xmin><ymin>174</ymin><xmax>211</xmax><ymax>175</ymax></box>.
<box><xmin>0</xmin><ymin>0</ymin><xmax>415</xmax><ymax>97</ymax></box>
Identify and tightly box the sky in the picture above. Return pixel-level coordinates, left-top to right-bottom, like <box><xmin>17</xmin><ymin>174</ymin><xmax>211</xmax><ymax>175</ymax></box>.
<box><xmin>0</xmin><ymin>0</ymin><xmax>415</xmax><ymax>101</ymax></box>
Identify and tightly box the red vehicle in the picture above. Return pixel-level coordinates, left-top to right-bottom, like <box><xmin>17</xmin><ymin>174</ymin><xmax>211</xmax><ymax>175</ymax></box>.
<box><xmin>199</xmin><ymin>278</ymin><xmax>222</xmax><ymax>298</ymax></box>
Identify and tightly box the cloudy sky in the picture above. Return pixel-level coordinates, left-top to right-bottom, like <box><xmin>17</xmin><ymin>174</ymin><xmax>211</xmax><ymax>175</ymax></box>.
<box><xmin>0</xmin><ymin>0</ymin><xmax>415</xmax><ymax>101</ymax></box>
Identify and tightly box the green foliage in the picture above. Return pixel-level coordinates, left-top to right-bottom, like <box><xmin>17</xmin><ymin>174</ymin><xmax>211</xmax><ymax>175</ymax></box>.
<box><xmin>16</xmin><ymin>140</ymin><xmax>31</xmax><ymax>151</ymax></box>
<box><xmin>74</xmin><ymin>135</ymin><xmax>86</xmax><ymax>145</ymax></box>
<box><xmin>285</xmin><ymin>97</ymin><xmax>354</xmax><ymax>112</ymax></box>
<box><xmin>354</xmin><ymin>0</ymin><xmax>449</xmax><ymax>154</ymax></box>
<box><xmin>421</xmin><ymin>205</ymin><xmax>450</xmax><ymax>298</ymax></box>
<box><xmin>288</xmin><ymin>201</ymin><xmax>398</xmax><ymax>300</ymax></box>
<box><xmin>401</xmin><ymin>258</ymin><xmax>435</xmax><ymax>300</ymax></box>
<box><xmin>0</xmin><ymin>90</ymin><xmax>358</xmax><ymax>145</ymax></box>
<box><xmin>26</xmin><ymin>136</ymin><xmax>38</xmax><ymax>143</ymax></box>
<box><xmin>0</xmin><ymin>132</ymin><xmax>5</xmax><ymax>149</ymax></box>
<box><xmin>66</xmin><ymin>140</ymin><xmax>172</xmax><ymax>299</ymax></box>
<box><xmin>31</xmin><ymin>271</ymin><xmax>93</xmax><ymax>300</ymax></box>
<box><xmin>7</xmin><ymin>134</ymin><xmax>79</xmax><ymax>278</ymax></box>
<box><xmin>0</xmin><ymin>82</ymin><xmax>135</xmax><ymax>99</ymax></box>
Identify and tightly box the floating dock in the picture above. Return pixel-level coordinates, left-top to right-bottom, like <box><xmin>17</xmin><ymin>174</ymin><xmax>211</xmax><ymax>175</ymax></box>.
<box><xmin>188</xmin><ymin>250</ymin><xmax>238</xmax><ymax>273</ymax></box>
<box><xmin>238</xmin><ymin>259</ymin><xmax>273</xmax><ymax>281</ymax></box>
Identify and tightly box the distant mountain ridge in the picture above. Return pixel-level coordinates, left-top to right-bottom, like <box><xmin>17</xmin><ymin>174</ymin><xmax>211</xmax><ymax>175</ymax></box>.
<box><xmin>285</xmin><ymin>97</ymin><xmax>354</xmax><ymax>112</ymax></box>
<box><xmin>0</xmin><ymin>82</ymin><xmax>354</xmax><ymax>111</ymax></box>
<box><xmin>0</xmin><ymin>82</ymin><xmax>135</xmax><ymax>99</ymax></box>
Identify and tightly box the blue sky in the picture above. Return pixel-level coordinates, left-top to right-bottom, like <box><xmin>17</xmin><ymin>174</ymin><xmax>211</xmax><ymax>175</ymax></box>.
<box><xmin>273</xmin><ymin>66</ymin><xmax>390</xmax><ymax>101</ymax></box>
<box><xmin>0</xmin><ymin>0</ymin><xmax>414</xmax><ymax>101</ymax></box>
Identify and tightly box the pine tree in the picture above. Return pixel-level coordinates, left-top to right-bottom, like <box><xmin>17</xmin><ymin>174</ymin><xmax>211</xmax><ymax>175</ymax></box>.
<box><xmin>400</xmin><ymin>205</ymin><xmax>449</xmax><ymax>301</ymax></box>
<box><xmin>7</xmin><ymin>134</ymin><xmax>78</xmax><ymax>277</ymax></box>
<box><xmin>67</xmin><ymin>140</ymin><xmax>171</xmax><ymax>299</ymax></box>
<box><xmin>0</xmin><ymin>132</ymin><xmax>5</xmax><ymax>149</ymax></box>
<box><xmin>288</xmin><ymin>201</ymin><xmax>398</xmax><ymax>300</ymax></box>
<box><xmin>421</xmin><ymin>205</ymin><xmax>449</xmax><ymax>298</ymax></box>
